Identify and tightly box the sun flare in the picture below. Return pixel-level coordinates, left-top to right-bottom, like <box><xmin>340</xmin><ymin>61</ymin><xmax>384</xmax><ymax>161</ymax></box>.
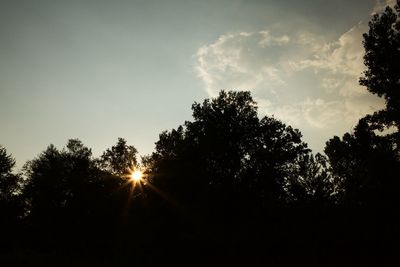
<box><xmin>130</xmin><ymin>170</ymin><xmax>143</xmax><ymax>182</ymax></box>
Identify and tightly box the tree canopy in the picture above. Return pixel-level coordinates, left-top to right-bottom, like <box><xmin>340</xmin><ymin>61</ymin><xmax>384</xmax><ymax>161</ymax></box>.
<box><xmin>148</xmin><ymin>91</ymin><xmax>311</xmax><ymax>208</ymax></box>
<box><xmin>360</xmin><ymin>0</ymin><xmax>400</xmax><ymax>127</ymax></box>
<box><xmin>0</xmin><ymin>146</ymin><xmax>20</xmax><ymax>201</ymax></box>
<box><xmin>325</xmin><ymin>1</ymin><xmax>400</xmax><ymax>208</ymax></box>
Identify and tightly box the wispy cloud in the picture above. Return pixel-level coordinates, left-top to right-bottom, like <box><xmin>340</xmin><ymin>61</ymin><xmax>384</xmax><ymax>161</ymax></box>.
<box><xmin>288</xmin><ymin>23</ymin><xmax>366</xmax><ymax>77</ymax></box>
<box><xmin>195</xmin><ymin>24</ymin><xmax>383</xmax><ymax>130</ymax></box>
<box><xmin>194</xmin><ymin>2</ymin><xmax>390</xmax><ymax>151</ymax></box>
<box><xmin>372</xmin><ymin>0</ymin><xmax>397</xmax><ymax>14</ymax></box>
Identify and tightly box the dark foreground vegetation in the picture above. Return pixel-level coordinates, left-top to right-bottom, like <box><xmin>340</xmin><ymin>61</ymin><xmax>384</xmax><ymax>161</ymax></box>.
<box><xmin>1</xmin><ymin>2</ymin><xmax>400</xmax><ymax>266</ymax></box>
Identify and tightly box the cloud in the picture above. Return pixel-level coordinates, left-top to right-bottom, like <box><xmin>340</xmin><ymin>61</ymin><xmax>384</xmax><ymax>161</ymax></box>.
<box><xmin>372</xmin><ymin>0</ymin><xmax>397</xmax><ymax>14</ymax></box>
<box><xmin>258</xmin><ymin>31</ymin><xmax>290</xmax><ymax>47</ymax></box>
<box><xmin>196</xmin><ymin>31</ymin><xmax>289</xmax><ymax>97</ymax></box>
<box><xmin>288</xmin><ymin>23</ymin><xmax>366</xmax><ymax>77</ymax></box>
<box><xmin>195</xmin><ymin>9</ymin><xmax>387</xmax><ymax>151</ymax></box>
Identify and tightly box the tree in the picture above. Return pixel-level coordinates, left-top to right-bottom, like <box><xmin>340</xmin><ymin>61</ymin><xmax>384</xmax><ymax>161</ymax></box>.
<box><xmin>22</xmin><ymin>140</ymin><xmax>95</xmax><ymax>221</ymax></box>
<box><xmin>98</xmin><ymin>138</ymin><xmax>138</xmax><ymax>176</ymax></box>
<box><xmin>143</xmin><ymin>91</ymin><xmax>325</xmax><ymax>260</ymax></box>
<box><xmin>320</xmin><ymin>4</ymin><xmax>400</xmax><ymax>255</ymax></box>
<box><xmin>0</xmin><ymin>146</ymin><xmax>22</xmax><ymax>241</ymax></box>
<box><xmin>148</xmin><ymin>91</ymin><xmax>310</xmax><ymax>207</ymax></box>
<box><xmin>360</xmin><ymin>0</ymin><xmax>400</xmax><ymax>127</ymax></box>
<box><xmin>324</xmin><ymin>118</ymin><xmax>400</xmax><ymax>207</ymax></box>
<box><xmin>285</xmin><ymin>153</ymin><xmax>342</xmax><ymax>205</ymax></box>
<box><xmin>324</xmin><ymin>1</ymin><xmax>400</xmax><ymax>207</ymax></box>
<box><xmin>21</xmin><ymin>139</ymin><xmax>140</xmax><ymax>255</ymax></box>
<box><xmin>0</xmin><ymin>146</ymin><xmax>20</xmax><ymax>202</ymax></box>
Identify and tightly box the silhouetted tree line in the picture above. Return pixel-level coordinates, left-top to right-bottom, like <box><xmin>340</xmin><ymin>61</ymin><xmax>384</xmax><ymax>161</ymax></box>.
<box><xmin>1</xmin><ymin>2</ymin><xmax>399</xmax><ymax>266</ymax></box>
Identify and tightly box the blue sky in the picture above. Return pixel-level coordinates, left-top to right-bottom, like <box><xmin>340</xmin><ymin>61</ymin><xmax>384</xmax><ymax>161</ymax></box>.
<box><xmin>0</xmin><ymin>0</ymin><xmax>394</xmax><ymax>168</ymax></box>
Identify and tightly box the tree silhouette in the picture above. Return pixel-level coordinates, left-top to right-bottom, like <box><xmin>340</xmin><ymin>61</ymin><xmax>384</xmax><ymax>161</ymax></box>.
<box><xmin>0</xmin><ymin>146</ymin><xmax>22</xmax><ymax>255</ymax></box>
<box><xmin>17</xmin><ymin>139</ymin><xmax>143</xmax><ymax>264</ymax></box>
<box><xmin>0</xmin><ymin>146</ymin><xmax>20</xmax><ymax>202</ymax></box>
<box><xmin>325</xmin><ymin>1</ymin><xmax>400</xmax><ymax>208</ymax></box>
<box><xmin>325</xmin><ymin>118</ymin><xmax>399</xmax><ymax>207</ymax></box>
<box><xmin>98</xmin><ymin>137</ymin><xmax>138</xmax><ymax>176</ymax></box>
<box><xmin>285</xmin><ymin>153</ymin><xmax>342</xmax><ymax>205</ymax></box>
<box><xmin>149</xmin><ymin>91</ymin><xmax>310</xmax><ymax>208</ymax></box>
<box><xmin>360</xmin><ymin>0</ymin><xmax>400</xmax><ymax>128</ymax></box>
<box><xmin>321</xmin><ymin>2</ymin><xmax>400</xmax><ymax>259</ymax></box>
<box><xmin>143</xmin><ymin>90</ymin><xmax>318</xmax><ymax>260</ymax></box>
<box><xmin>23</xmin><ymin>140</ymin><xmax>93</xmax><ymax>220</ymax></box>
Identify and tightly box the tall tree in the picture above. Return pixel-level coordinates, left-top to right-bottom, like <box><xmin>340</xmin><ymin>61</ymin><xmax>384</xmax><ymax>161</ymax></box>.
<box><xmin>325</xmin><ymin>1</ymin><xmax>400</xmax><ymax>207</ymax></box>
<box><xmin>148</xmin><ymin>91</ymin><xmax>310</xmax><ymax>206</ymax></box>
<box><xmin>0</xmin><ymin>146</ymin><xmax>22</xmax><ymax>239</ymax></box>
<box><xmin>0</xmin><ymin>146</ymin><xmax>20</xmax><ymax>202</ymax></box>
<box><xmin>360</xmin><ymin>0</ymin><xmax>400</xmax><ymax>127</ymax></box>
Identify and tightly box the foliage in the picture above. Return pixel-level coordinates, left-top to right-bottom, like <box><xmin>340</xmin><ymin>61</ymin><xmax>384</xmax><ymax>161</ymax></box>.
<box><xmin>360</xmin><ymin>0</ymin><xmax>400</xmax><ymax>127</ymax></box>
<box><xmin>98</xmin><ymin>137</ymin><xmax>138</xmax><ymax>176</ymax></box>
<box><xmin>0</xmin><ymin>146</ymin><xmax>20</xmax><ymax>201</ymax></box>
<box><xmin>324</xmin><ymin>1</ymin><xmax>400</xmax><ymax>208</ymax></box>
<box><xmin>285</xmin><ymin>153</ymin><xmax>343</xmax><ymax>205</ymax></box>
<box><xmin>22</xmin><ymin>140</ymin><xmax>95</xmax><ymax>220</ymax></box>
<box><xmin>149</xmin><ymin>91</ymin><xmax>311</xmax><ymax>207</ymax></box>
<box><xmin>324</xmin><ymin>118</ymin><xmax>400</xmax><ymax>207</ymax></box>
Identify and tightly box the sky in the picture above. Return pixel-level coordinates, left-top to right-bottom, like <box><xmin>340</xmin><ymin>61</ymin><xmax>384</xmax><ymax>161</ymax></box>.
<box><xmin>0</xmin><ymin>0</ymin><xmax>395</xmax><ymax>168</ymax></box>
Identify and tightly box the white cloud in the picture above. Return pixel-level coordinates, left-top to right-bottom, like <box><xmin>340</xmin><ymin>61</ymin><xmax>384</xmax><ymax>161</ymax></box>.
<box><xmin>196</xmin><ymin>31</ymin><xmax>290</xmax><ymax>97</ymax></box>
<box><xmin>258</xmin><ymin>30</ymin><xmax>290</xmax><ymax>47</ymax></box>
<box><xmin>372</xmin><ymin>0</ymin><xmax>397</xmax><ymax>14</ymax></box>
<box><xmin>339</xmin><ymin>80</ymin><xmax>366</xmax><ymax>97</ymax></box>
<box><xmin>263</xmin><ymin>97</ymin><xmax>379</xmax><ymax>131</ymax></box>
<box><xmin>195</xmin><ymin>3</ymin><xmax>388</xmax><ymax>151</ymax></box>
<box><xmin>287</xmin><ymin>23</ymin><xmax>366</xmax><ymax>77</ymax></box>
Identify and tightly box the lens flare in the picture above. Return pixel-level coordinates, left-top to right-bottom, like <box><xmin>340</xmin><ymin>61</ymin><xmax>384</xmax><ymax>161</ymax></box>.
<box><xmin>130</xmin><ymin>170</ymin><xmax>143</xmax><ymax>182</ymax></box>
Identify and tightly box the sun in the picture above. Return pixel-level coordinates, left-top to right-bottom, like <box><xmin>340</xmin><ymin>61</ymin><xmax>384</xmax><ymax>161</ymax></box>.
<box><xmin>130</xmin><ymin>170</ymin><xmax>143</xmax><ymax>182</ymax></box>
